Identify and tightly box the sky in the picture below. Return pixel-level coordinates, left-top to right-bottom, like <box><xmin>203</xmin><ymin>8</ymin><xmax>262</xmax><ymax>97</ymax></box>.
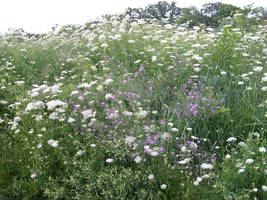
<box><xmin>0</xmin><ymin>0</ymin><xmax>266</xmax><ymax>34</ymax></box>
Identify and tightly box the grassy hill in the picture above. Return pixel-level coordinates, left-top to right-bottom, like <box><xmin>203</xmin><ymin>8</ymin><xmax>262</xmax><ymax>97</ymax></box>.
<box><xmin>0</xmin><ymin>13</ymin><xmax>266</xmax><ymax>199</ymax></box>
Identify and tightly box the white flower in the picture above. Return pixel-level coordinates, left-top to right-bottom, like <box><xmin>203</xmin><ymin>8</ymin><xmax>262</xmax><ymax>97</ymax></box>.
<box><xmin>148</xmin><ymin>174</ymin><xmax>154</xmax><ymax>180</ymax></box>
<box><xmin>134</xmin><ymin>156</ymin><xmax>142</xmax><ymax>163</ymax></box>
<box><xmin>259</xmin><ymin>147</ymin><xmax>266</xmax><ymax>153</ymax></box>
<box><xmin>135</xmin><ymin>110</ymin><xmax>148</xmax><ymax>119</ymax></box>
<box><xmin>122</xmin><ymin>111</ymin><xmax>133</xmax><ymax>117</ymax></box>
<box><xmin>30</xmin><ymin>173</ymin><xmax>37</xmax><ymax>179</ymax></box>
<box><xmin>152</xmin><ymin>56</ymin><xmax>157</xmax><ymax>62</ymax></box>
<box><xmin>96</xmin><ymin>85</ymin><xmax>104</xmax><ymax>92</ymax></box>
<box><xmin>25</xmin><ymin>101</ymin><xmax>44</xmax><ymax>111</ymax></box>
<box><xmin>262</xmin><ymin>77</ymin><xmax>267</xmax><ymax>82</ymax></box>
<box><xmin>253</xmin><ymin>67</ymin><xmax>263</xmax><ymax>72</ymax></box>
<box><xmin>144</xmin><ymin>145</ymin><xmax>150</xmax><ymax>150</ymax></box>
<box><xmin>90</xmin><ymin>144</ymin><xmax>96</xmax><ymax>148</ymax></box>
<box><xmin>261</xmin><ymin>86</ymin><xmax>267</xmax><ymax>92</ymax></box>
<box><xmin>193</xmin><ymin>180</ymin><xmax>199</xmax><ymax>186</ymax></box>
<box><xmin>171</xmin><ymin>128</ymin><xmax>178</xmax><ymax>132</ymax></box>
<box><xmin>13</xmin><ymin>116</ymin><xmax>21</xmax><ymax>122</ymax></box>
<box><xmin>104</xmin><ymin>78</ymin><xmax>113</xmax><ymax>85</ymax></box>
<box><xmin>46</xmin><ymin>100</ymin><xmax>67</xmax><ymax>110</ymax></box>
<box><xmin>105</xmin><ymin>93</ymin><xmax>113</xmax><ymax>100</ymax></box>
<box><xmin>76</xmin><ymin>150</ymin><xmax>85</xmax><ymax>156</ymax></box>
<box><xmin>201</xmin><ymin>163</ymin><xmax>213</xmax><ymax>170</ymax></box>
<box><xmin>196</xmin><ymin>177</ymin><xmax>203</xmax><ymax>183</ymax></box>
<box><xmin>237</xmin><ymin>81</ymin><xmax>244</xmax><ymax>85</ymax></box>
<box><xmin>14</xmin><ymin>129</ymin><xmax>20</xmax><ymax>134</ymax></box>
<box><xmin>125</xmin><ymin>136</ymin><xmax>136</xmax><ymax>144</ymax></box>
<box><xmin>71</xmin><ymin>90</ymin><xmax>79</xmax><ymax>96</ymax></box>
<box><xmin>220</xmin><ymin>71</ymin><xmax>227</xmax><ymax>75</ymax></box>
<box><xmin>78</xmin><ymin>83</ymin><xmax>91</xmax><ymax>89</ymax></box>
<box><xmin>246</xmin><ymin>159</ymin><xmax>254</xmax><ymax>164</ymax></box>
<box><xmin>202</xmin><ymin>174</ymin><xmax>210</xmax><ymax>179</ymax></box>
<box><xmin>181</xmin><ymin>146</ymin><xmax>187</xmax><ymax>152</ymax></box>
<box><xmin>0</xmin><ymin>100</ymin><xmax>8</xmax><ymax>104</ymax></box>
<box><xmin>178</xmin><ymin>158</ymin><xmax>191</xmax><ymax>165</ymax></box>
<box><xmin>225</xmin><ymin>154</ymin><xmax>231</xmax><ymax>159</ymax></box>
<box><xmin>192</xmin><ymin>55</ymin><xmax>203</xmax><ymax>63</ymax></box>
<box><xmin>68</xmin><ymin>117</ymin><xmax>75</xmax><ymax>123</ymax></box>
<box><xmin>15</xmin><ymin>81</ymin><xmax>25</xmax><ymax>86</ymax></box>
<box><xmin>37</xmin><ymin>143</ymin><xmax>42</xmax><ymax>149</ymax></box>
<box><xmin>101</xmin><ymin>43</ymin><xmax>108</xmax><ymax>48</ymax></box>
<box><xmin>194</xmin><ymin>67</ymin><xmax>201</xmax><ymax>72</ymax></box>
<box><xmin>81</xmin><ymin>109</ymin><xmax>94</xmax><ymax>120</ymax></box>
<box><xmin>30</xmin><ymin>91</ymin><xmax>39</xmax><ymax>97</ymax></box>
<box><xmin>167</xmin><ymin>122</ymin><xmax>173</xmax><ymax>127</ymax></box>
<box><xmin>262</xmin><ymin>185</ymin><xmax>267</xmax><ymax>192</ymax></box>
<box><xmin>160</xmin><ymin>184</ymin><xmax>167</xmax><ymax>190</ymax></box>
<box><xmin>227</xmin><ymin>137</ymin><xmax>237</xmax><ymax>142</ymax></box>
<box><xmin>238</xmin><ymin>168</ymin><xmax>245</xmax><ymax>173</ymax></box>
<box><xmin>134</xmin><ymin>59</ymin><xmax>141</xmax><ymax>64</ymax></box>
<box><xmin>49</xmin><ymin>112</ymin><xmax>58</xmax><ymax>120</ymax></box>
<box><xmin>253</xmin><ymin>188</ymin><xmax>258</xmax><ymax>192</ymax></box>
<box><xmin>35</xmin><ymin>115</ymin><xmax>43</xmax><ymax>121</ymax></box>
<box><xmin>47</xmin><ymin>139</ymin><xmax>59</xmax><ymax>148</ymax></box>
<box><xmin>191</xmin><ymin>136</ymin><xmax>198</xmax><ymax>140</ymax></box>
<box><xmin>106</xmin><ymin>158</ymin><xmax>114</xmax><ymax>163</ymax></box>
<box><xmin>50</xmin><ymin>83</ymin><xmax>63</xmax><ymax>94</ymax></box>
<box><xmin>238</xmin><ymin>142</ymin><xmax>246</xmax><ymax>147</ymax></box>
<box><xmin>150</xmin><ymin>151</ymin><xmax>159</xmax><ymax>157</ymax></box>
<box><xmin>161</xmin><ymin>132</ymin><xmax>170</xmax><ymax>140</ymax></box>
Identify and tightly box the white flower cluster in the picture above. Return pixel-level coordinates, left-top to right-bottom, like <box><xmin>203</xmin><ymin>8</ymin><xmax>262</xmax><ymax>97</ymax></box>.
<box><xmin>135</xmin><ymin>110</ymin><xmax>148</xmax><ymax>119</ymax></box>
<box><xmin>122</xmin><ymin>111</ymin><xmax>133</xmax><ymax>117</ymax></box>
<box><xmin>81</xmin><ymin>109</ymin><xmax>95</xmax><ymax>120</ymax></box>
<box><xmin>47</xmin><ymin>139</ymin><xmax>59</xmax><ymax>147</ymax></box>
<box><xmin>28</xmin><ymin>83</ymin><xmax>63</xmax><ymax>97</ymax></box>
<box><xmin>125</xmin><ymin>136</ymin><xmax>136</xmax><ymax>145</ymax></box>
<box><xmin>25</xmin><ymin>101</ymin><xmax>45</xmax><ymax>111</ymax></box>
<box><xmin>178</xmin><ymin>158</ymin><xmax>192</xmax><ymax>165</ymax></box>
<box><xmin>200</xmin><ymin>163</ymin><xmax>213</xmax><ymax>170</ymax></box>
<box><xmin>46</xmin><ymin>100</ymin><xmax>67</xmax><ymax>110</ymax></box>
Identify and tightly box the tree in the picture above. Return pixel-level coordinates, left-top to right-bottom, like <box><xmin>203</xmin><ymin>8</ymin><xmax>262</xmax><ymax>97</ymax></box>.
<box><xmin>125</xmin><ymin>1</ymin><xmax>182</xmax><ymax>23</ymax></box>
<box><xmin>179</xmin><ymin>6</ymin><xmax>206</xmax><ymax>27</ymax></box>
<box><xmin>143</xmin><ymin>1</ymin><xmax>181</xmax><ymax>22</ymax></box>
<box><xmin>201</xmin><ymin>2</ymin><xmax>239</xmax><ymax>27</ymax></box>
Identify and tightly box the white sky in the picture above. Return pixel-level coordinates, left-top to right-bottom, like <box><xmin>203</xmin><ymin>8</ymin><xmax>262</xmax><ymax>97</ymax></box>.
<box><xmin>0</xmin><ymin>0</ymin><xmax>266</xmax><ymax>34</ymax></box>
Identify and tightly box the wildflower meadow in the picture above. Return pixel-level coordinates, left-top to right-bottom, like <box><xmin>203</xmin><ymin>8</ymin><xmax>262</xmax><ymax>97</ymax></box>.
<box><xmin>0</xmin><ymin>6</ymin><xmax>267</xmax><ymax>200</ymax></box>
